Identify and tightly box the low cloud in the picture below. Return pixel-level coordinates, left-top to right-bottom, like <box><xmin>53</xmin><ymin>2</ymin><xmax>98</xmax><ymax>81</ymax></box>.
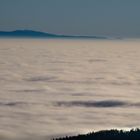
<box><xmin>55</xmin><ymin>100</ymin><xmax>127</xmax><ymax>108</ymax></box>
<box><xmin>0</xmin><ymin>101</ymin><xmax>26</xmax><ymax>107</ymax></box>
<box><xmin>25</xmin><ymin>76</ymin><xmax>57</xmax><ymax>82</ymax></box>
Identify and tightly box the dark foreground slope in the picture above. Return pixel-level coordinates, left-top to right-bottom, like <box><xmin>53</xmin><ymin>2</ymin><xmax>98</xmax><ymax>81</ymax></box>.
<box><xmin>54</xmin><ymin>129</ymin><xmax>140</xmax><ymax>140</ymax></box>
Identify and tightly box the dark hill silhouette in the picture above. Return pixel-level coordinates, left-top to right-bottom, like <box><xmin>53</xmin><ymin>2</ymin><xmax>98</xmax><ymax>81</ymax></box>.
<box><xmin>54</xmin><ymin>129</ymin><xmax>140</xmax><ymax>140</ymax></box>
<box><xmin>0</xmin><ymin>30</ymin><xmax>57</xmax><ymax>37</ymax></box>
<box><xmin>0</xmin><ymin>30</ymin><xmax>107</xmax><ymax>39</ymax></box>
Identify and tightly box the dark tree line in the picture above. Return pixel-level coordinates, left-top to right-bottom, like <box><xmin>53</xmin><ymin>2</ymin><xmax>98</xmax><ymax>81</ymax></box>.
<box><xmin>54</xmin><ymin>128</ymin><xmax>140</xmax><ymax>140</ymax></box>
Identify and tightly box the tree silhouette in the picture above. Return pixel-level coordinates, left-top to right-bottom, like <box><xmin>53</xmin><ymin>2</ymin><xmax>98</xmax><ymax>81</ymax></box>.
<box><xmin>54</xmin><ymin>128</ymin><xmax>140</xmax><ymax>140</ymax></box>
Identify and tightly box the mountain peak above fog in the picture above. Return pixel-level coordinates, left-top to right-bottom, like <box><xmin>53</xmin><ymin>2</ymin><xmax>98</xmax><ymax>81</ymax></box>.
<box><xmin>0</xmin><ymin>30</ymin><xmax>107</xmax><ymax>39</ymax></box>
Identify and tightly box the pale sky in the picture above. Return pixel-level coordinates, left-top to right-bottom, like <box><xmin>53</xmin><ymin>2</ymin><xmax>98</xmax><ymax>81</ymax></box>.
<box><xmin>0</xmin><ymin>0</ymin><xmax>140</xmax><ymax>37</ymax></box>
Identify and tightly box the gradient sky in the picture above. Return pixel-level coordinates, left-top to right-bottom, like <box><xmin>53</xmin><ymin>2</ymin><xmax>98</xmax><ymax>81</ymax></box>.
<box><xmin>0</xmin><ymin>0</ymin><xmax>140</xmax><ymax>37</ymax></box>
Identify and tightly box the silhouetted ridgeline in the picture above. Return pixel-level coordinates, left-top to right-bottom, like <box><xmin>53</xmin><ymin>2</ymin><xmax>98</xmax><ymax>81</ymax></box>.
<box><xmin>54</xmin><ymin>129</ymin><xmax>140</xmax><ymax>140</ymax></box>
<box><xmin>0</xmin><ymin>30</ymin><xmax>107</xmax><ymax>39</ymax></box>
<box><xmin>0</xmin><ymin>30</ymin><xmax>57</xmax><ymax>37</ymax></box>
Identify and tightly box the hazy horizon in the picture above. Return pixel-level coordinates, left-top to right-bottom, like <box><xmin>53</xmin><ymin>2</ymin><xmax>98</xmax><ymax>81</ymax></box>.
<box><xmin>0</xmin><ymin>0</ymin><xmax>140</xmax><ymax>38</ymax></box>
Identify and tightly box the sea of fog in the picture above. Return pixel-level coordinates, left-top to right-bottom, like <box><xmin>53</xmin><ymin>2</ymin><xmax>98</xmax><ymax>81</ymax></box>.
<box><xmin>0</xmin><ymin>38</ymin><xmax>140</xmax><ymax>140</ymax></box>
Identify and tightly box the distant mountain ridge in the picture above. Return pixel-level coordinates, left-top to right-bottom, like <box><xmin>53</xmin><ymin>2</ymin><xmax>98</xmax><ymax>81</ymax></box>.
<box><xmin>0</xmin><ymin>30</ymin><xmax>57</xmax><ymax>37</ymax></box>
<box><xmin>0</xmin><ymin>30</ymin><xmax>107</xmax><ymax>39</ymax></box>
